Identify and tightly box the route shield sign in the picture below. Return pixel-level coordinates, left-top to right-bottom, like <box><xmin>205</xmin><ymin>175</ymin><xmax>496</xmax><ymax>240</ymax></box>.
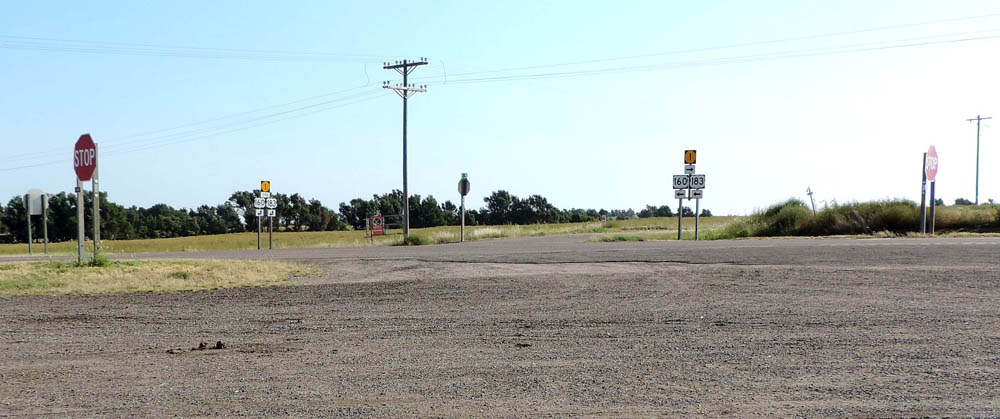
<box><xmin>925</xmin><ymin>146</ymin><xmax>938</xmax><ymax>182</ymax></box>
<box><xmin>266</xmin><ymin>198</ymin><xmax>277</xmax><ymax>209</ymax></box>
<box><xmin>690</xmin><ymin>174</ymin><xmax>706</xmax><ymax>189</ymax></box>
<box><xmin>672</xmin><ymin>175</ymin><xmax>691</xmax><ymax>189</ymax></box>
<box><xmin>254</xmin><ymin>198</ymin><xmax>266</xmax><ymax>208</ymax></box>
<box><xmin>684</xmin><ymin>150</ymin><xmax>697</xmax><ymax>165</ymax></box>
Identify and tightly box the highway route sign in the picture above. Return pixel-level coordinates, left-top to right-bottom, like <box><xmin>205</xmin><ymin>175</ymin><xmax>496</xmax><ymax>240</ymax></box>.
<box><xmin>691</xmin><ymin>189</ymin><xmax>704</xmax><ymax>199</ymax></box>
<box><xmin>255</xmin><ymin>209</ymin><xmax>264</xmax><ymax>216</ymax></box>
<box><xmin>690</xmin><ymin>174</ymin><xmax>706</xmax><ymax>189</ymax></box>
<box><xmin>684</xmin><ymin>150</ymin><xmax>697</xmax><ymax>164</ymax></box>
<box><xmin>673</xmin><ymin>175</ymin><xmax>691</xmax><ymax>189</ymax></box>
<box><xmin>254</xmin><ymin>198</ymin><xmax>266</xmax><ymax>208</ymax></box>
<box><xmin>674</xmin><ymin>189</ymin><xmax>687</xmax><ymax>199</ymax></box>
<box><xmin>261</xmin><ymin>181</ymin><xmax>270</xmax><ymax>193</ymax></box>
<box><xmin>266</xmin><ymin>198</ymin><xmax>277</xmax><ymax>209</ymax></box>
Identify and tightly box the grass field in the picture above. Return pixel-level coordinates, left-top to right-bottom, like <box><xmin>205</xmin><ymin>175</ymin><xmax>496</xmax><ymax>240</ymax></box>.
<box><xmin>0</xmin><ymin>259</ymin><xmax>317</xmax><ymax>296</ymax></box>
<box><xmin>0</xmin><ymin>216</ymin><xmax>740</xmax><ymax>256</ymax></box>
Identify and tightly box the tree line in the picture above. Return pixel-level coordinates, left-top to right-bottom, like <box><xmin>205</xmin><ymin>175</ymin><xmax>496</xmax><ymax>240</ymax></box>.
<box><xmin>0</xmin><ymin>189</ymin><xmax>710</xmax><ymax>243</ymax></box>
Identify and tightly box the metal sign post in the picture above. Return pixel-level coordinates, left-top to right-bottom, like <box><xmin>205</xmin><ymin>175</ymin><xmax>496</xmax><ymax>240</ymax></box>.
<box><xmin>672</xmin><ymin>151</ymin><xmax>706</xmax><ymax>241</ymax></box>
<box><xmin>458</xmin><ymin>173</ymin><xmax>470</xmax><ymax>243</ymax></box>
<box><xmin>924</xmin><ymin>146</ymin><xmax>939</xmax><ymax>235</ymax></box>
<box><xmin>920</xmin><ymin>153</ymin><xmax>927</xmax><ymax>234</ymax></box>
<box><xmin>24</xmin><ymin>194</ymin><xmax>32</xmax><ymax>255</ymax></box>
<box><xmin>266</xmin><ymin>197</ymin><xmax>277</xmax><ymax>250</ymax></box>
<box><xmin>42</xmin><ymin>194</ymin><xmax>48</xmax><ymax>255</ymax></box>
<box><xmin>76</xmin><ymin>181</ymin><xmax>84</xmax><ymax>264</ymax></box>
<box><xmin>929</xmin><ymin>180</ymin><xmax>936</xmax><ymax>235</ymax></box>
<box><xmin>806</xmin><ymin>187</ymin><xmax>816</xmax><ymax>216</ymax></box>
<box><xmin>92</xmin><ymin>144</ymin><xmax>100</xmax><ymax>259</ymax></box>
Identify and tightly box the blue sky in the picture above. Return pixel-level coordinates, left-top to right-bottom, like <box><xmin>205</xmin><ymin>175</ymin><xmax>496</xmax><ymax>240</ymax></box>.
<box><xmin>3</xmin><ymin>1</ymin><xmax>999</xmax><ymax>215</ymax></box>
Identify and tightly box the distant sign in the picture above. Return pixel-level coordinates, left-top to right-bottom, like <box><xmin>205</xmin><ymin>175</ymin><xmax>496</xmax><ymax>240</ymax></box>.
<box><xmin>674</xmin><ymin>189</ymin><xmax>687</xmax><ymax>199</ymax></box>
<box><xmin>255</xmin><ymin>209</ymin><xmax>264</xmax><ymax>217</ymax></box>
<box><xmin>267</xmin><ymin>209</ymin><xmax>276</xmax><ymax>217</ymax></box>
<box><xmin>458</xmin><ymin>176</ymin><xmax>471</xmax><ymax>196</ymax></box>
<box><xmin>260</xmin><ymin>192</ymin><xmax>271</xmax><ymax>199</ymax></box>
<box><xmin>371</xmin><ymin>215</ymin><xmax>385</xmax><ymax>236</ymax></box>
<box><xmin>261</xmin><ymin>181</ymin><xmax>270</xmax><ymax>193</ymax></box>
<box><xmin>672</xmin><ymin>175</ymin><xmax>691</xmax><ymax>189</ymax></box>
<box><xmin>925</xmin><ymin>146</ymin><xmax>938</xmax><ymax>182</ymax></box>
<box><xmin>691</xmin><ymin>189</ymin><xmax>704</xmax><ymax>199</ymax></box>
<box><xmin>73</xmin><ymin>134</ymin><xmax>97</xmax><ymax>181</ymax></box>
<box><xmin>684</xmin><ymin>150</ymin><xmax>697</xmax><ymax>165</ymax></box>
<box><xmin>254</xmin><ymin>198</ymin><xmax>266</xmax><ymax>208</ymax></box>
<box><xmin>266</xmin><ymin>198</ymin><xmax>277</xmax><ymax>209</ymax></box>
<box><xmin>684</xmin><ymin>164</ymin><xmax>695</xmax><ymax>175</ymax></box>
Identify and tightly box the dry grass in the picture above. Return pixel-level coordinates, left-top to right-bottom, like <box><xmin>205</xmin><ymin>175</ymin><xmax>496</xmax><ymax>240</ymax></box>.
<box><xmin>0</xmin><ymin>259</ymin><xmax>319</xmax><ymax>296</ymax></box>
<box><xmin>0</xmin><ymin>217</ymin><xmax>742</xmax><ymax>255</ymax></box>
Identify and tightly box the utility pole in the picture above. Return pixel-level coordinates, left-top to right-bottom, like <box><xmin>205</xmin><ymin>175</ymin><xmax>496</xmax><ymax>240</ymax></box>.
<box><xmin>967</xmin><ymin>115</ymin><xmax>991</xmax><ymax>205</ymax></box>
<box><xmin>384</xmin><ymin>58</ymin><xmax>429</xmax><ymax>237</ymax></box>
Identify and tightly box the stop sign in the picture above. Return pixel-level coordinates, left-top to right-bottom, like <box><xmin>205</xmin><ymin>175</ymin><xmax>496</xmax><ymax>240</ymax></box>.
<box><xmin>74</xmin><ymin>134</ymin><xmax>97</xmax><ymax>181</ymax></box>
<box><xmin>925</xmin><ymin>145</ymin><xmax>938</xmax><ymax>182</ymax></box>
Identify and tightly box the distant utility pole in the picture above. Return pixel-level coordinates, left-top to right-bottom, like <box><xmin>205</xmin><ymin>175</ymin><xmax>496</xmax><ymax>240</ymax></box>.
<box><xmin>384</xmin><ymin>58</ymin><xmax>428</xmax><ymax>237</ymax></box>
<box><xmin>966</xmin><ymin>114</ymin><xmax>991</xmax><ymax>205</ymax></box>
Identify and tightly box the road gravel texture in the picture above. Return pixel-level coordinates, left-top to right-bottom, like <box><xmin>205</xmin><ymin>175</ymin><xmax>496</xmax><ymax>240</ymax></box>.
<box><xmin>2</xmin><ymin>236</ymin><xmax>999</xmax><ymax>417</ymax></box>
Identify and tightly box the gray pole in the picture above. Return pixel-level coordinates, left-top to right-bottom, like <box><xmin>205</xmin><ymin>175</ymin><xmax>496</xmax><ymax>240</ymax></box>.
<box><xmin>929</xmin><ymin>181</ymin><xmax>937</xmax><ymax>235</ymax></box>
<box><xmin>93</xmin><ymin>145</ymin><xmax>100</xmax><ymax>258</ymax></box>
<box><xmin>677</xmin><ymin>199</ymin><xmax>683</xmax><ymax>240</ymax></box>
<box><xmin>25</xmin><ymin>194</ymin><xmax>32</xmax><ymax>255</ymax></box>
<box><xmin>695</xmin><ymin>199</ymin><xmax>700</xmax><ymax>241</ymax></box>
<box><xmin>967</xmin><ymin>115</ymin><xmax>992</xmax><ymax>205</ymax></box>
<box><xmin>42</xmin><ymin>194</ymin><xmax>48</xmax><ymax>255</ymax></box>
<box><xmin>920</xmin><ymin>153</ymin><xmax>927</xmax><ymax>234</ymax></box>
<box><xmin>269</xmin><ymin>215</ymin><xmax>273</xmax><ymax>250</ymax></box>
<box><xmin>402</xmin><ymin>61</ymin><xmax>409</xmax><ymax>237</ymax></box>
<box><xmin>257</xmin><ymin>215</ymin><xmax>261</xmax><ymax>250</ymax></box>
<box><xmin>460</xmin><ymin>195</ymin><xmax>465</xmax><ymax>243</ymax></box>
<box><xmin>76</xmin><ymin>179</ymin><xmax>84</xmax><ymax>264</ymax></box>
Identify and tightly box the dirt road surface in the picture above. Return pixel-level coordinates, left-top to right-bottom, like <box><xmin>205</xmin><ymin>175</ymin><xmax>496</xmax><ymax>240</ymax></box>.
<box><xmin>2</xmin><ymin>236</ymin><xmax>999</xmax><ymax>417</ymax></box>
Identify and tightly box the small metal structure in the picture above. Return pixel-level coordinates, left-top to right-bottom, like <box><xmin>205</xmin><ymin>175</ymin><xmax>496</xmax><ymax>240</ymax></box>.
<box><xmin>672</xmin><ymin>151</ymin><xmax>706</xmax><ymax>240</ymax></box>
<box><xmin>458</xmin><ymin>173</ymin><xmax>471</xmax><ymax>242</ymax></box>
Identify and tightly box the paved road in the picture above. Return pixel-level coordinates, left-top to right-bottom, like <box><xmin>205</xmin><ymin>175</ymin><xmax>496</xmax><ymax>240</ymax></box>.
<box><xmin>2</xmin><ymin>235</ymin><xmax>999</xmax><ymax>417</ymax></box>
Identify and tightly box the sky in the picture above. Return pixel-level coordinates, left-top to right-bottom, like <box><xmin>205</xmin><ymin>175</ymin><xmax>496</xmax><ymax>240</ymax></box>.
<box><xmin>2</xmin><ymin>1</ymin><xmax>1000</xmax><ymax>216</ymax></box>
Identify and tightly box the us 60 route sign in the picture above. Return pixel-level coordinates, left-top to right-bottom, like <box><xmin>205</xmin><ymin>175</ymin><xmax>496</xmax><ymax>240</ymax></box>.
<box><xmin>673</xmin><ymin>175</ymin><xmax>691</xmax><ymax>189</ymax></box>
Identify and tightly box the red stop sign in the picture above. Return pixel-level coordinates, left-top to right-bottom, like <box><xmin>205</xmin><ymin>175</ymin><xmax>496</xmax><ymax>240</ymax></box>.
<box><xmin>925</xmin><ymin>145</ymin><xmax>938</xmax><ymax>182</ymax></box>
<box><xmin>74</xmin><ymin>134</ymin><xmax>97</xmax><ymax>181</ymax></box>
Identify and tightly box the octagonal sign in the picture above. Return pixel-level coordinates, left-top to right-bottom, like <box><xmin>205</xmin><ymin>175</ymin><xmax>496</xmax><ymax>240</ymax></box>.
<box><xmin>74</xmin><ymin>134</ymin><xmax>97</xmax><ymax>181</ymax></box>
<box><xmin>925</xmin><ymin>145</ymin><xmax>938</xmax><ymax>182</ymax></box>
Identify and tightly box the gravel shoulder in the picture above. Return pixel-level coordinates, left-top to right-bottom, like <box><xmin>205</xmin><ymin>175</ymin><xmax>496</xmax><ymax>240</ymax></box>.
<box><xmin>1</xmin><ymin>236</ymin><xmax>999</xmax><ymax>417</ymax></box>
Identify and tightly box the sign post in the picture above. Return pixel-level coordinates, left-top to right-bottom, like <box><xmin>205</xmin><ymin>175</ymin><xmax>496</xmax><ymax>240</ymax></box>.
<box><xmin>673</xmin><ymin>151</ymin><xmax>706</xmax><ymax>241</ymax></box>
<box><xmin>92</xmin><ymin>144</ymin><xmax>100</xmax><ymax>259</ymax></box>
<box><xmin>24</xmin><ymin>194</ymin><xmax>32</xmax><ymax>255</ymax></box>
<box><xmin>266</xmin><ymin>198</ymin><xmax>277</xmax><ymax>250</ymax></box>
<box><xmin>458</xmin><ymin>173</ymin><xmax>470</xmax><ymax>243</ymax></box>
<box><xmin>925</xmin><ymin>146</ymin><xmax>938</xmax><ymax>235</ymax></box>
<box><xmin>73</xmin><ymin>134</ymin><xmax>98</xmax><ymax>264</ymax></box>
<box><xmin>920</xmin><ymin>153</ymin><xmax>927</xmax><ymax>234</ymax></box>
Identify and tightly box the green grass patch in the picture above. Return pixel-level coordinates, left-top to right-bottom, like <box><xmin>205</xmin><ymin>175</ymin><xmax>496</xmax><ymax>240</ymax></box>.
<box><xmin>0</xmin><ymin>259</ymin><xmax>319</xmax><ymax>296</ymax></box>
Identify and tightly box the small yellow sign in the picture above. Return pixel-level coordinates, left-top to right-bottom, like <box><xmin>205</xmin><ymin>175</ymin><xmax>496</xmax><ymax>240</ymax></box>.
<box><xmin>261</xmin><ymin>180</ymin><xmax>270</xmax><ymax>193</ymax></box>
<box><xmin>684</xmin><ymin>150</ymin><xmax>697</xmax><ymax>165</ymax></box>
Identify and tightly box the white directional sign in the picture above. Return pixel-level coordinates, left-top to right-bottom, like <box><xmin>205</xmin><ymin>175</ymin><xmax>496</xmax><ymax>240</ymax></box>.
<box><xmin>674</xmin><ymin>189</ymin><xmax>687</xmax><ymax>199</ymax></box>
<box><xmin>672</xmin><ymin>175</ymin><xmax>691</xmax><ymax>189</ymax></box>
<box><xmin>684</xmin><ymin>165</ymin><xmax>695</xmax><ymax>175</ymax></box>
<box><xmin>255</xmin><ymin>209</ymin><xmax>264</xmax><ymax>216</ymax></box>
<box><xmin>690</xmin><ymin>174</ymin><xmax>706</xmax><ymax>189</ymax></box>
<box><xmin>266</xmin><ymin>198</ymin><xmax>277</xmax><ymax>209</ymax></box>
<box><xmin>253</xmin><ymin>198</ymin><xmax>266</xmax><ymax>208</ymax></box>
<box><xmin>691</xmin><ymin>189</ymin><xmax>704</xmax><ymax>199</ymax></box>
<box><xmin>260</xmin><ymin>192</ymin><xmax>271</xmax><ymax>199</ymax></box>
<box><xmin>267</xmin><ymin>209</ymin><xmax>276</xmax><ymax>217</ymax></box>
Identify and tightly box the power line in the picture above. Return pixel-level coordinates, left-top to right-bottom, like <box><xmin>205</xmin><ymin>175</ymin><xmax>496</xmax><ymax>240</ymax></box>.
<box><xmin>421</xmin><ymin>32</ymin><xmax>1000</xmax><ymax>86</ymax></box>
<box><xmin>967</xmin><ymin>115</ymin><xmax>992</xmax><ymax>205</ymax></box>
<box><xmin>383</xmin><ymin>58</ymin><xmax>429</xmax><ymax>237</ymax></box>
<box><xmin>411</xmin><ymin>12</ymin><xmax>1000</xmax><ymax>83</ymax></box>
<box><xmin>0</xmin><ymin>34</ymin><xmax>398</xmax><ymax>63</ymax></box>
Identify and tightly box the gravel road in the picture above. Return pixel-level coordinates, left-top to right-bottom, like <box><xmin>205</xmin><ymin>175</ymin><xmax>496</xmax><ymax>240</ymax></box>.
<box><xmin>2</xmin><ymin>235</ymin><xmax>999</xmax><ymax>417</ymax></box>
